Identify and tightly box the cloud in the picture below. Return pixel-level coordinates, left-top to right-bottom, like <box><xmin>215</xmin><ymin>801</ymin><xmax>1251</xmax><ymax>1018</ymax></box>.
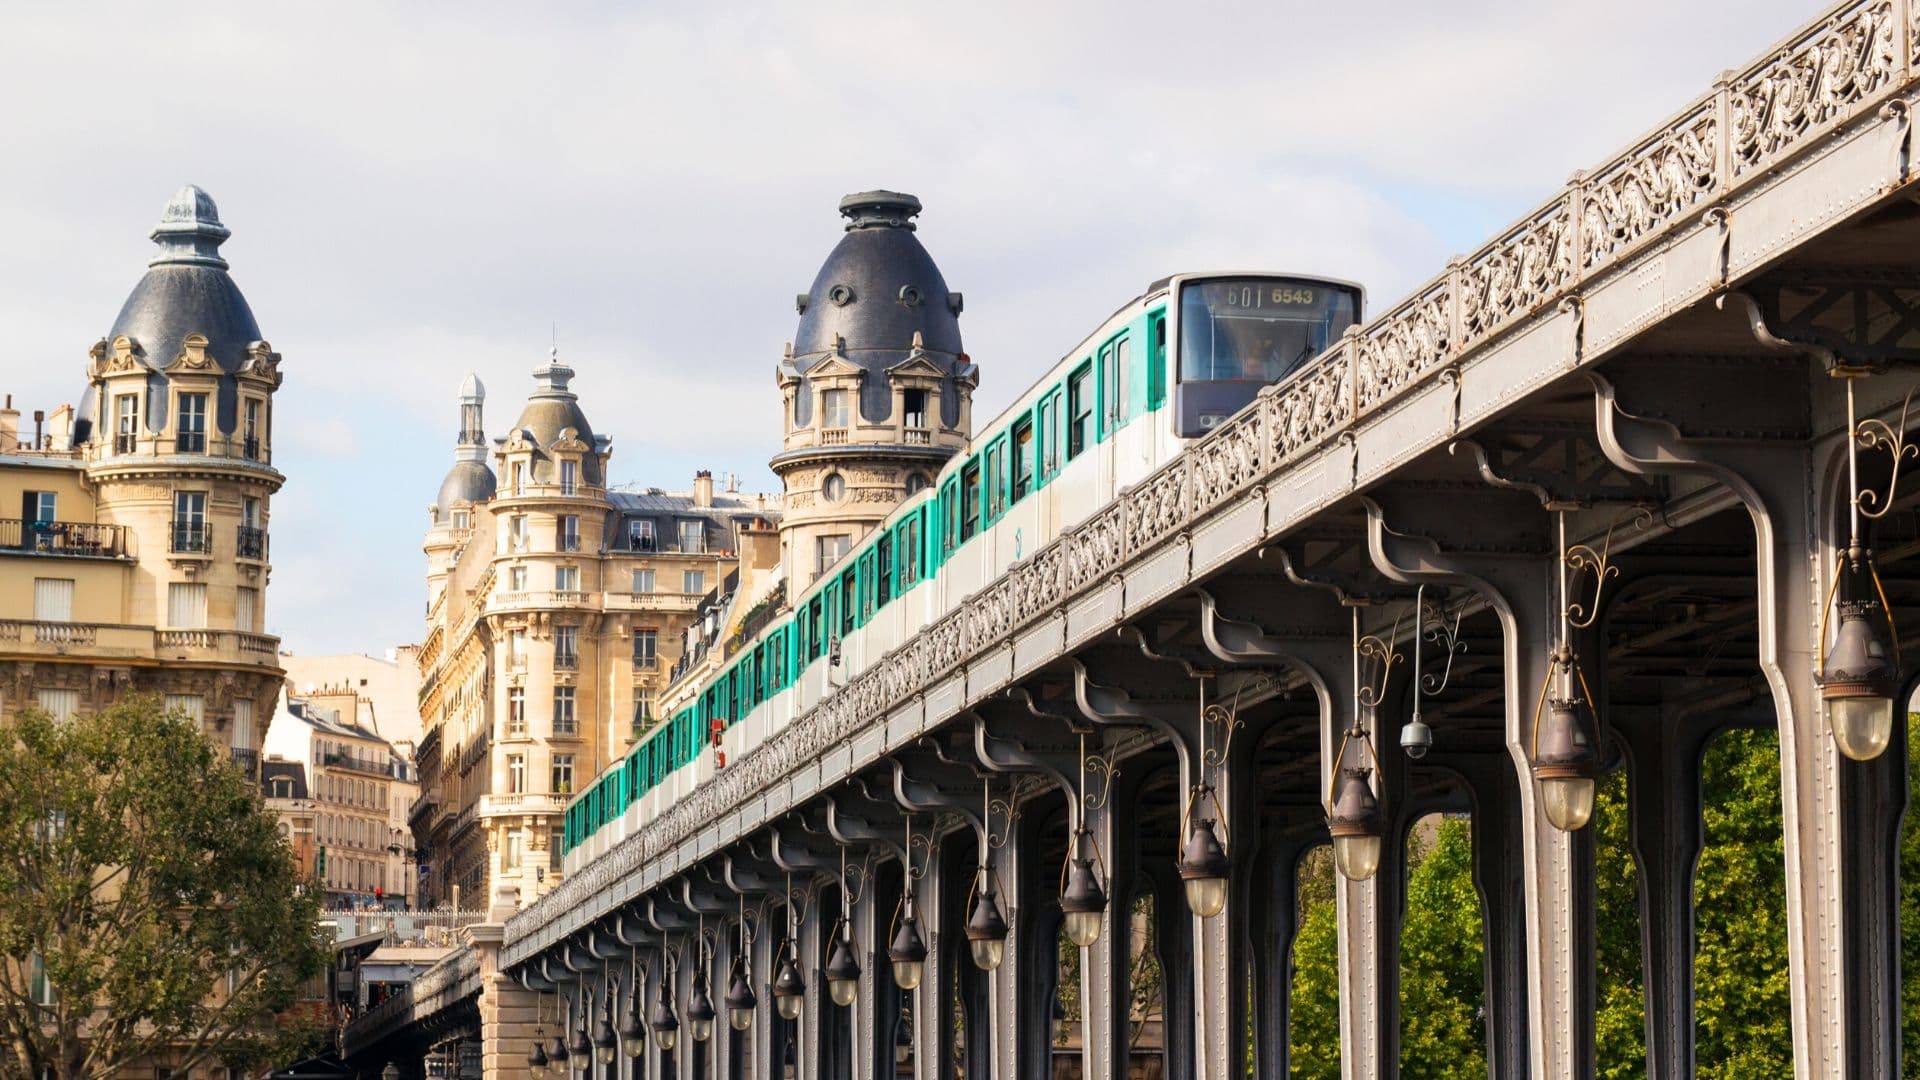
<box><xmin>0</xmin><ymin>0</ymin><xmax>1821</xmax><ymax>652</ymax></box>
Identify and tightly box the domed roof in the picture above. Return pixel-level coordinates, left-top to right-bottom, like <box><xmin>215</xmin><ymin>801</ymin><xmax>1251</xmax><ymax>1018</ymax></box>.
<box><xmin>434</xmin><ymin>460</ymin><xmax>497</xmax><ymax>523</ymax></box>
<box><xmin>458</xmin><ymin>372</ymin><xmax>485</xmax><ymax>401</ymax></box>
<box><xmin>786</xmin><ymin>191</ymin><xmax>968</xmax><ymax>427</ymax></box>
<box><xmin>99</xmin><ymin>186</ymin><xmax>264</xmax><ymax>437</ymax></box>
<box><xmin>505</xmin><ymin>349</ymin><xmax>603</xmax><ymax>486</ymax></box>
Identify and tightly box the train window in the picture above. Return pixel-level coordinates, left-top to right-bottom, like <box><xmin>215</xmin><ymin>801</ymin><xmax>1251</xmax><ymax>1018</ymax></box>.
<box><xmin>985</xmin><ymin>440</ymin><xmax>1005</xmax><ymax>519</ymax></box>
<box><xmin>941</xmin><ymin>479</ymin><xmax>959</xmax><ymax>556</ymax></box>
<box><xmin>877</xmin><ymin>534</ymin><xmax>894</xmax><ymax>606</ymax></box>
<box><xmin>1149</xmin><ymin>312</ymin><xmax>1168</xmax><ymax>408</ymax></box>
<box><xmin>1114</xmin><ymin>337</ymin><xmax>1131</xmax><ymax>422</ymax></box>
<box><xmin>1012</xmin><ymin>417</ymin><xmax>1035</xmax><ymax>501</ymax></box>
<box><xmin>1101</xmin><ymin>336</ymin><xmax>1129</xmax><ymax>426</ymax></box>
<box><xmin>902</xmin><ymin>515</ymin><xmax>921</xmax><ymax>585</ymax></box>
<box><xmin>1179</xmin><ymin>279</ymin><xmax>1357</xmax><ymax>383</ymax></box>
<box><xmin>1068</xmin><ymin>365</ymin><xmax>1093</xmax><ymax>458</ymax></box>
<box><xmin>1037</xmin><ymin>389</ymin><xmax>1062</xmax><ymax>480</ymax></box>
<box><xmin>960</xmin><ymin>460</ymin><xmax>981</xmax><ymax>540</ymax></box>
<box><xmin>840</xmin><ymin>569</ymin><xmax>858</xmax><ymax>637</ymax></box>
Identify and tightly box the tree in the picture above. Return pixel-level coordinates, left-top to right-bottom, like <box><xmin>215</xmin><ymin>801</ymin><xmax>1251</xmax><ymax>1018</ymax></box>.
<box><xmin>0</xmin><ymin>698</ymin><xmax>328</xmax><ymax>1078</ymax></box>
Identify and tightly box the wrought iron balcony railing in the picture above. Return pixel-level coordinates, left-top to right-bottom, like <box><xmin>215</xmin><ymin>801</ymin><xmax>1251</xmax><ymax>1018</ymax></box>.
<box><xmin>1</xmin><ymin>519</ymin><xmax>128</xmax><ymax>558</ymax></box>
<box><xmin>170</xmin><ymin>521</ymin><xmax>212</xmax><ymax>554</ymax></box>
<box><xmin>236</xmin><ymin>526</ymin><xmax>267</xmax><ymax>560</ymax></box>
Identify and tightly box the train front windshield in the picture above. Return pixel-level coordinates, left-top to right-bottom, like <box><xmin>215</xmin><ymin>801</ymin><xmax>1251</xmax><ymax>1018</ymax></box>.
<box><xmin>1179</xmin><ymin>279</ymin><xmax>1359</xmax><ymax>384</ymax></box>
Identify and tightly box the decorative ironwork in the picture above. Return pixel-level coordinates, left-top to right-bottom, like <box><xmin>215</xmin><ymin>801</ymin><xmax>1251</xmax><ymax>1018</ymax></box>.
<box><xmin>1855</xmin><ymin>386</ymin><xmax>1919</xmax><ymax>518</ymax></box>
<box><xmin>1563</xmin><ymin>507</ymin><xmax>1654</xmax><ymax>629</ymax></box>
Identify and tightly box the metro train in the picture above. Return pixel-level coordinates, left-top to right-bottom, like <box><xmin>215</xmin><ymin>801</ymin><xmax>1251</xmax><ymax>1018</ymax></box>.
<box><xmin>562</xmin><ymin>271</ymin><xmax>1364</xmax><ymax>871</ymax></box>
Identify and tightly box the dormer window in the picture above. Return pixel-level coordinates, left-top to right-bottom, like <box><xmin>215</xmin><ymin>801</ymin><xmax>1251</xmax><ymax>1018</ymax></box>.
<box><xmin>115</xmin><ymin>395</ymin><xmax>139</xmax><ymax>454</ymax></box>
<box><xmin>822</xmin><ymin>389</ymin><xmax>850</xmax><ymax>429</ymax></box>
<box><xmin>508</xmin><ymin>462</ymin><xmax>524</xmax><ymax>496</ymax></box>
<box><xmin>243</xmin><ymin>399</ymin><xmax>262</xmax><ymax>460</ymax></box>
<box><xmin>176</xmin><ymin>393</ymin><xmax>208</xmax><ymax>453</ymax></box>
<box><xmin>560</xmin><ymin>460</ymin><xmax>578</xmax><ymax>496</ymax></box>
<box><xmin>904</xmin><ymin>388</ymin><xmax>927</xmax><ymax>429</ymax></box>
<box><xmin>677</xmin><ymin>520</ymin><xmax>704</xmax><ymax>553</ymax></box>
<box><xmin>629</xmin><ymin>519</ymin><xmax>656</xmax><ymax>551</ymax></box>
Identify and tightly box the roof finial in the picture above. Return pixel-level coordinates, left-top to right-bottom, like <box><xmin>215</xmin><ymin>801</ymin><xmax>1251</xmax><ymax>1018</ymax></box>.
<box><xmin>148</xmin><ymin>185</ymin><xmax>231</xmax><ymax>270</ymax></box>
<box><xmin>838</xmin><ymin>190</ymin><xmax>921</xmax><ymax>232</ymax></box>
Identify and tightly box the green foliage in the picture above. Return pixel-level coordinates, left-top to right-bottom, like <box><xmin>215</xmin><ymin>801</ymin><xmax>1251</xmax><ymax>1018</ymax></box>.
<box><xmin>1288</xmin><ymin>850</ymin><xmax>1339</xmax><ymax>1079</ymax></box>
<box><xmin>1692</xmin><ymin>728</ymin><xmax>1791</xmax><ymax>1078</ymax></box>
<box><xmin>1396</xmin><ymin>818</ymin><xmax>1486</xmax><ymax>1079</ymax></box>
<box><xmin>0</xmin><ymin>698</ymin><xmax>328</xmax><ymax>1079</ymax></box>
<box><xmin>1592</xmin><ymin>769</ymin><xmax>1645</xmax><ymax>1078</ymax></box>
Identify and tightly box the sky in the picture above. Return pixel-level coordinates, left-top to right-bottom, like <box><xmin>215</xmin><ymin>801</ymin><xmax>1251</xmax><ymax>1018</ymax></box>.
<box><xmin>0</xmin><ymin>0</ymin><xmax>1819</xmax><ymax>655</ymax></box>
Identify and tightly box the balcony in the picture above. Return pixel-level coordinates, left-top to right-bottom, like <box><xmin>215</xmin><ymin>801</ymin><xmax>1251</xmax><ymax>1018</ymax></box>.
<box><xmin>154</xmin><ymin>628</ymin><xmax>282</xmax><ymax>665</ymax></box>
<box><xmin>820</xmin><ymin>428</ymin><xmax>849</xmax><ymax>445</ymax></box>
<box><xmin>477</xmin><ymin>793</ymin><xmax>569</xmax><ymax>818</ymax></box>
<box><xmin>174</xmin><ymin>431</ymin><xmax>207</xmax><ymax>454</ymax></box>
<box><xmin>1</xmin><ymin>518</ymin><xmax>128</xmax><ymax>559</ymax></box>
<box><xmin>242</xmin><ymin>435</ymin><xmax>261</xmax><ymax>461</ymax></box>
<box><xmin>170</xmin><ymin>521</ymin><xmax>212</xmax><ymax>554</ymax></box>
<box><xmin>554</xmin><ymin>652</ymin><xmax>578</xmax><ymax>672</ymax></box>
<box><xmin>904</xmin><ymin>427</ymin><xmax>931</xmax><ymax>445</ymax></box>
<box><xmin>230</xmin><ymin>747</ymin><xmax>260</xmax><ymax>780</ymax></box>
<box><xmin>632</xmin><ymin>654</ymin><xmax>658</xmax><ymax>671</ymax></box>
<box><xmin>236</xmin><ymin>525</ymin><xmax>267</xmax><ymax>560</ymax></box>
<box><xmin>321</xmin><ymin>750</ymin><xmax>393</xmax><ymax>778</ymax></box>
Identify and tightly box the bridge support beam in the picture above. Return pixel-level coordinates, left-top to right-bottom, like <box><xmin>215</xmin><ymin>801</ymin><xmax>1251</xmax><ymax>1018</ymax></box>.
<box><xmin>1595</xmin><ymin>371</ymin><xmax>1848</xmax><ymax>1079</ymax></box>
<box><xmin>1364</xmin><ymin>497</ymin><xmax>1592</xmax><ymax>1080</ymax></box>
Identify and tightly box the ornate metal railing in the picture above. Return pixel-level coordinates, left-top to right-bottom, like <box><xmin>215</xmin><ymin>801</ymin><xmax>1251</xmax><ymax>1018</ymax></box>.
<box><xmin>505</xmin><ymin>0</ymin><xmax>1917</xmax><ymax>958</ymax></box>
<box><xmin>236</xmin><ymin>525</ymin><xmax>266</xmax><ymax>560</ymax></box>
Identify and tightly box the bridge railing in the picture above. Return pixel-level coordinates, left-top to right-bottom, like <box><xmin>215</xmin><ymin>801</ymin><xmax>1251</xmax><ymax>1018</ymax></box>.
<box><xmin>505</xmin><ymin>0</ymin><xmax>1916</xmax><ymax>961</ymax></box>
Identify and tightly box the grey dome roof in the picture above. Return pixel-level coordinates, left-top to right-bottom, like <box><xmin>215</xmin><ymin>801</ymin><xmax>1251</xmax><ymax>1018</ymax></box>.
<box><xmin>787</xmin><ymin>191</ymin><xmax>968</xmax><ymax>426</ymax></box>
<box><xmin>434</xmin><ymin>460</ymin><xmax>497</xmax><ymax>522</ymax></box>
<box><xmin>102</xmin><ymin>186</ymin><xmax>263</xmax><ymax>436</ymax></box>
<box><xmin>505</xmin><ymin>350</ymin><xmax>604</xmax><ymax>486</ymax></box>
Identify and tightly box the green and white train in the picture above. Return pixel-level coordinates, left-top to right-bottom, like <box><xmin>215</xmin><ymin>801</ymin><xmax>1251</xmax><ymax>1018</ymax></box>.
<box><xmin>562</xmin><ymin>271</ymin><xmax>1363</xmax><ymax>870</ymax></box>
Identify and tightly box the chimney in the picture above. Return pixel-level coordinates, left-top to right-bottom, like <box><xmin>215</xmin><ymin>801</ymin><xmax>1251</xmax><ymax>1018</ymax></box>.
<box><xmin>0</xmin><ymin>395</ymin><xmax>16</xmax><ymax>451</ymax></box>
<box><xmin>694</xmin><ymin>469</ymin><xmax>714</xmax><ymax>508</ymax></box>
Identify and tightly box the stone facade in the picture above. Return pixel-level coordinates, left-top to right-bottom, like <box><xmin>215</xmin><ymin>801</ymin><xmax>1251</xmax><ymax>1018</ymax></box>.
<box><xmin>412</xmin><ymin>357</ymin><xmax>779</xmax><ymax>914</ymax></box>
<box><xmin>0</xmin><ymin>186</ymin><xmax>283</xmax><ymax>766</ymax></box>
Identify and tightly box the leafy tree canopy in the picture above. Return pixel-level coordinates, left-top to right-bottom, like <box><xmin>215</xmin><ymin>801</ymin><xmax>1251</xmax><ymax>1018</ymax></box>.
<box><xmin>0</xmin><ymin>698</ymin><xmax>327</xmax><ymax>1078</ymax></box>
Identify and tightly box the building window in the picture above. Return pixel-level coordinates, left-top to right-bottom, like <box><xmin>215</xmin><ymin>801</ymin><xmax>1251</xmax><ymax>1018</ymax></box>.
<box><xmin>35</xmin><ymin>689</ymin><xmax>78</xmax><ymax>722</ymax></box>
<box><xmin>507</xmin><ymin>687</ymin><xmax>526</xmax><ymax>736</ymax></box>
<box><xmin>903</xmin><ymin>388</ymin><xmax>927</xmax><ymax>429</ymax></box>
<box><xmin>232</xmin><ymin>700</ymin><xmax>254</xmax><ymax>759</ymax></box>
<box><xmin>508</xmin><ymin>565</ymin><xmax>527</xmax><ymax>592</ymax></box>
<box><xmin>632</xmin><ymin>568</ymin><xmax>655</xmax><ymax>594</ymax></box>
<box><xmin>163</xmin><ymin>694</ymin><xmax>204</xmax><ymax>725</ymax></box>
<box><xmin>238</xmin><ymin>497</ymin><xmax>264</xmax><ymax>559</ymax></box>
<box><xmin>167</xmin><ymin>582</ymin><xmax>208</xmax><ymax>628</ymax></box>
<box><xmin>558</xmin><ymin>515</ymin><xmax>580</xmax><ymax>552</ymax></box>
<box><xmin>822</xmin><ymin>389</ymin><xmax>850</xmax><ymax>429</ymax></box>
<box><xmin>682</xmin><ymin>570</ymin><xmax>705</xmax><ymax>595</ymax></box>
<box><xmin>552</xmin><ymin>687</ymin><xmax>576</xmax><ymax>736</ymax></box>
<box><xmin>554</xmin><ymin>627</ymin><xmax>578</xmax><ymax>671</ymax></box>
<box><xmin>508</xmin><ymin>630</ymin><xmax>528</xmax><ymax>671</ymax></box>
<box><xmin>243</xmin><ymin>399</ymin><xmax>262</xmax><ymax>460</ymax></box>
<box><xmin>633</xmin><ymin>628</ymin><xmax>658</xmax><ymax>669</ymax></box>
<box><xmin>29</xmin><ymin>953</ymin><xmax>55</xmax><ymax>1006</ymax></box>
<box><xmin>509</xmin><ymin>515</ymin><xmax>529</xmax><ymax>551</ymax></box>
<box><xmin>821</xmin><ymin>472</ymin><xmax>845</xmax><ymax>503</ymax></box>
<box><xmin>629</xmin><ymin>519</ymin><xmax>655</xmax><ymax>551</ymax></box>
<box><xmin>452</xmin><ymin>510</ymin><xmax>470</xmax><ymax>528</ymax></box>
<box><xmin>114</xmin><ymin>395</ymin><xmax>139</xmax><ymax>454</ymax></box>
<box><xmin>677</xmin><ymin>520</ymin><xmax>703</xmax><ymax>553</ymax></box>
<box><xmin>559</xmin><ymin>460</ymin><xmax>578</xmax><ymax>496</ymax></box>
<box><xmin>816</xmin><ymin>535</ymin><xmax>850</xmax><ymax>576</ymax></box>
<box><xmin>502</xmin><ymin>829</ymin><xmax>522</xmax><ymax>870</ymax></box>
<box><xmin>236</xmin><ymin>587</ymin><xmax>258</xmax><ymax>633</ymax></box>
<box><xmin>507</xmin><ymin>754</ymin><xmax>526</xmax><ymax>793</ymax></box>
<box><xmin>555</xmin><ymin>565</ymin><xmax>579</xmax><ymax>592</ymax></box>
<box><xmin>171</xmin><ymin>491</ymin><xmax>209</xmax><ymax>553</ymax></box>
<box><xmin>508</xmin><ymin>462</ymin><xmax>524</xmax><ymax>496</ymax></box>
<box><xmin>905</xmin><ymin>472</ymin><xmax>929</xmax><ymax>496</ymax></box>
<box><xmin>176</xmin><ymin>392</ymin><xmax>208</xmax><ymax>453</ymax></box>
<box><xmin>551</xmin><ymin>754</ymin><xmax>574</xmax><ymax>794</ymax></box>
<box><xmin>32</xmin><ymin>578</ymin><xmax>73</xmax><ymax>623</ymax></box>
<box><xmin>633</xmin><ymin>688</ymin><xmax>655</xmax><ymax>727</ymax></box>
